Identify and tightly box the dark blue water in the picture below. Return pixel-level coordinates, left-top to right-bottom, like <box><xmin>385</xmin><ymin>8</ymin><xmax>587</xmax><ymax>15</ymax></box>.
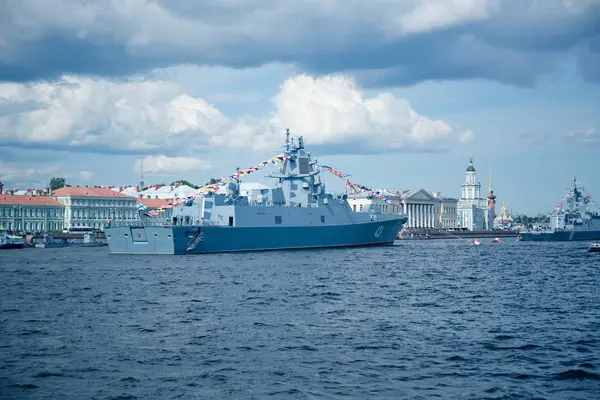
<box><xmin>1</xmin><ymin>240</ymin><xmax>599</xmax><ymax>399</ymax></box>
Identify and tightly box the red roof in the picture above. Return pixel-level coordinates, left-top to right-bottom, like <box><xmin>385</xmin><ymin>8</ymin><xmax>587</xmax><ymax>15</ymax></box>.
<box><xmin>137</xmin><ymin>198</ymin><xmax>170</xmax><ymax>209</ymax></box>
<box><xmin>52</xmin><ymin>187</ymin><xmax>132</xmax><ymax>198</ymax></box>
<box><xmin>0</xmin><ymin>194</ymin><xmax>64</xmax><ymax>207</ymax></box>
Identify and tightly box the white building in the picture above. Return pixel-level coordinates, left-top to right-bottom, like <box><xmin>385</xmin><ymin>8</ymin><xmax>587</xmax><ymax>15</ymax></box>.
<box><xmin>52</xmin><ymin>186</ymin><xmax>138</xmax><ymax>231</ymax></box>
<box><xmin>457</xmin><ymin>159</ymin><xmax>494</xmax><ymax>231</ymax></box>
<box><xmin>137</xmin><ymin>183</ymin><xmax>197</xmax><ymax>200</ymax></box>
<box><xmin>432</xmin><ymin>192</ymin><xmax>459</xmax><ymax>229</ymax></box>
<box><xmin>347</xmin><ymin>189</ymin><xmax>442</xmax><ymax>229</ymax></box>
<box><xmin>493</xmin><ymin>201</ymin><xmax>515</xmax><ymax>230</ymax></box>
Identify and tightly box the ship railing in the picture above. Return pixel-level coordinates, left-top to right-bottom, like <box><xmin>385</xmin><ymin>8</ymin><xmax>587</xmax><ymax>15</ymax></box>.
<box><xmin>107</xmin><ymin>219</ymin><xmax>223</xmax><ymax>228</ymax></box>
<box><xmin>245</xmin><ymin>201</ymin><xmax>321</xmax><ymax>208</ymax></box>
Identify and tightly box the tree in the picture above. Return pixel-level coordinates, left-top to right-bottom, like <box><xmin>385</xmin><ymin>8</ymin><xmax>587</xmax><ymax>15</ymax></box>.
<box><xmin>49</xmin><ymin>177</ymin><xmax>66</xmax><ymax>191</ymax></box>
<box><xmin>207</xmin><ymin>178</ymin><xmax>219</xmax><ymax>185</ymax></box>
<box><xmin>169</xmin><ymin>180</ymin><xmax>200</xmax><ymax>189</ymax></box>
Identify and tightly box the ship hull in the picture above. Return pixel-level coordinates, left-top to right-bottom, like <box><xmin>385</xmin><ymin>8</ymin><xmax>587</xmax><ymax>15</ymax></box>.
<box><xmin>106</xmin><ymin>217</ymin><xmax>407</xmax><ymax>255</ymax></box>
<box><xmin>0</xmin><ymin>243</ymin><xmax>24</xmax><ymax>250</ymax></box>
<box><xmin>520</xmin><ymin>230</ymin><xmax>600</xmax><ymax>241</ymax></box>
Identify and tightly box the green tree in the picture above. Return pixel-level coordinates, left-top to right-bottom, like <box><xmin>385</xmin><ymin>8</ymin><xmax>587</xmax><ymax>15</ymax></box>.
<box><xmin>208</xmin><ymin>178</ymin><xmax>219</xmax><ymax>185</ymax></box>
<box><xmin>170</xmin><ymin>180</ymin><xmax>200</xmax><ymax>189</ymax></box>
<box><xmin>49</xmin><ymin>177</ymin><xmax>66</xmax><ymax>191</ymax></box>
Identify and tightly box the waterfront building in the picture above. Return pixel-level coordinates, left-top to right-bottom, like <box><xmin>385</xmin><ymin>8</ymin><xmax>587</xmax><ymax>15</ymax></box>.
<box><xmin>111</xmin><ymin>185</ymin><xmax>140</xmax><ymax>197</ymax></box>
<box><xmin>138</xmin><ymin>183</ymin><xmax>196</xmax><ymax>200</ymax></box>
<box><xmin>493</xmin><ymin>201</ymin><xmax>515</xmax><ymax>230</ymax></box>
<box><xmin>136</xmin><ymin>198</ymin><xmax>173</xmax><ymax>219</ymax></box>
<box><xmin>457</xmin><ymin>159</ymin><xmax>494</xmax><ymax>231</ymax></box>
<box><xmin>347</xmin><ymin>189</ymin><xmax>442</xmax><ymax>229</ymax></box>
<box><xmin>52</xmin><ymin>186</ymin><xmax>137</xmax><ymax>231</ymax></box>
<box><xmin>431</xmin><ymin>193</ymin><xmax>459</xmax><ymax>228</ymax></box>
<box><xmin>0</xmin><ymin>194</ymin><xmax>65</xmax><ymax>233</ymax></box>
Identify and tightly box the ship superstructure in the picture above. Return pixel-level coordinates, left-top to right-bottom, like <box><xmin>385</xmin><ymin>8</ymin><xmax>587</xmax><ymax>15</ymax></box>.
<box><xmin>520</xmin><ymin>178</ymin><xmax>600</xmax><ymax>241</ymax></box>
<box><xmin>105</xmin><ymin>131</ymin><xmax>408</xmax><ymax>254</ymax></box>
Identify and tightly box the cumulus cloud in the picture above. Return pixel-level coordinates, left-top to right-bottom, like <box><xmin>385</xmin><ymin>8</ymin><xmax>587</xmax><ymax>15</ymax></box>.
<box><xmin>252</xmin><ymin>75</ymin><xmax>467</xmax><ymax>152</ymax></box>
<box><xmin>134</xmin><ymin>155</ymin><xmax>212</xmax><ymax>175</ymax></box>
<box><xmin>0</xmin><ymin>0</ymin><xmax>598</xmax><ymax>85</ymax></box>
<box><xmin>0</xmin><ymin>73</ymin><xmax>471</xmax><ymax>155</ymax></box>
<box><xmin>0</xmin><ymin>75</ymin><xmax>230</xmax><ymax>152</ymax></box>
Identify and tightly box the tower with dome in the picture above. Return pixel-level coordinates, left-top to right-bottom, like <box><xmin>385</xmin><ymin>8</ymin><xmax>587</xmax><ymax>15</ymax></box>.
<box><xmin>457</xmin><ymin>159</ymin><xmax>494</xmax><ymax>231</ymax></box>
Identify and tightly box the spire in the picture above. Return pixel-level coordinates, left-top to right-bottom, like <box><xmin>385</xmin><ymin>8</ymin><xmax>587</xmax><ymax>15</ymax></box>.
<box><xmin>488</xmin><ymin>162</ymin><xmax>492</xmax><ymax>192</ymax></box>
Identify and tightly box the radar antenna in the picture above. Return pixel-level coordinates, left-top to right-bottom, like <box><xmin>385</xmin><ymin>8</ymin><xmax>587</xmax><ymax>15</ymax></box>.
<box><xmin>285</xmin><ymin>128</ymin><xmax>291</xmax><ymax>152</ymax></box>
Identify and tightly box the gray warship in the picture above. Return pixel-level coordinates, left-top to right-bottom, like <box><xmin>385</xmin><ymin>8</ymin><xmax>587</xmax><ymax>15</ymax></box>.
<box><xmin>105</xmin><ymin>131</ymin><xmax>408</xmax><ymax>254</ymax></box>
<box><xmin>520</xmin><ymin>178</ymin><xmax>600</xmax><ymax>241</ymax></box>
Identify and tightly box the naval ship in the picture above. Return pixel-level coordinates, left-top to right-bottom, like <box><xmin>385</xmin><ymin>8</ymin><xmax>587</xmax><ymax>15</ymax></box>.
<box><xmin>520</xmin><ymin>178</ymin><xmax>600</xmax><ymax>241</ymax></box>
<box><xmin>105</xmin><ymin>131</ymin><xmax>408</xmax><ymax>254</ymax></box>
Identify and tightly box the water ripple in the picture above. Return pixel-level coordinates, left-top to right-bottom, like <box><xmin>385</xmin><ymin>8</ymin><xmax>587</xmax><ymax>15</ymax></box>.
<box><xmin>0</xmin><ymin>241</ymin><xmax>599</xmax><ymax>398</ymax></box>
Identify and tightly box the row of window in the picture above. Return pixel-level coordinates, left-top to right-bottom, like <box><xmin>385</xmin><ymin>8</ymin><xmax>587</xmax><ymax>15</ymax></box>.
<box><xmin>352</xmin><ymin>204</ymin><xmax>402</xmax><ymax>213</ymax></box>
<box><xmin>63</xmin><ymin>199</ymin><xmax>136</xmax><ymax>207</ymax></box>
<box><xmin>1</xmin><ymin>221</ymin><xmax>63</xmax><ymax>232</ymax></box>
<box><xmin>67</xmin><ymin>210</ymin><xmax>137</xmax><ymax>219</ymax></box>
<box><xmin>0</xmin><ymin>207</ymin><xmax>62</xmax><ymax>218</ymax></box>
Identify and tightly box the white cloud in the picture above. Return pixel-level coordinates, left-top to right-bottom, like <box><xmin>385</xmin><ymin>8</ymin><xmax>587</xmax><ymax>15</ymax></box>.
<box><xmin>253</xmin><ymin>74</ymin><xmax>469</xmax><ymax>152</ymax></box>
<box><xmin>67</xmin><ymin>170</ymin><xmax>94</xmax><ymax>181</ymax></box>
<box><xmin>0</xmin><ymin>161</ymin><xmax>60</xmax><ymax>185</ymax></box>
<box><xmin>0</xmin><ymin>75</ymin><xmax>231</xmax><ymax>151</ymax></box>
<box><xmin>0</xmin><ymin>72</ymin><xmax>471</xmax><ymax>155</ymax></box>
<box><xmin>566</xmin><ymin>128</ymin><xmax>599</xmax><ymax>145</ymax></box>
<box><xmin>459</xmin><ymin>129</ymin><xmax>475</xmax><ymax>143</ymax></box>
<box><xmin>134</xmin><ymin>155</ymin><xmax>212</xmax><ymax>175</ymax></box>
<box><xmin>394</xmin><ymin>0</ymin><xmax>500</xmax><ymax>36</ymax></box>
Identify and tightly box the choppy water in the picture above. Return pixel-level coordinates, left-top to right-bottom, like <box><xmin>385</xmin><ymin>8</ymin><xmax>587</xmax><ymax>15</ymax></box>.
<box><xmin>1</xmin><ymin>240</ymin><xmax>599</xmax><ymax>399</ymax></box>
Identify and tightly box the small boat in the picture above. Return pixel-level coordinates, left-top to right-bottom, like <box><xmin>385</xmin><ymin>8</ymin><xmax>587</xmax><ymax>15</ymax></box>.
<box><xmin>589</xmin><ymin>243</ymin><xmax>600</xmax><ymax>253</ymax></box>
<box><xmin>35</xmin><ymin>231</ymin><xmax>103</xmax><ymax>248</ymax></box>
<box><xmin>472</xmin><ymin>239</ymin><xmax>481</xmax><ymax>246</ymax></box>
<box><xmin>492</xmin><ymin>237</ymin><xmax>501</xmax><ymax>243</ymax></box>
<box><xmin>0</xmin><ymin>231</ymin><xmax>25</xmax><ymax>249</ymax></box>
<box><xmin>516</xmin><ymin>234</ymin><xmax>523</xmax><ymax>241</ymax></box>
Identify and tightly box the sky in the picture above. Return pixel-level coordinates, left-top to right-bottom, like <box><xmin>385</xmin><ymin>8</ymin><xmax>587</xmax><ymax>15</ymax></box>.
<box><xmin>0</xmin><ymin>0</ymin><xmax>599</xmax><ymax>215</ymax></box>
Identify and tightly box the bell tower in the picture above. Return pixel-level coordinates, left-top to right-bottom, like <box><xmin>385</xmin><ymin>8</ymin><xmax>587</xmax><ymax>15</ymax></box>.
<box><xmin>461</xmin><ymin>158</ymin><xmax>481</xmax><ymax>201</ymax></box>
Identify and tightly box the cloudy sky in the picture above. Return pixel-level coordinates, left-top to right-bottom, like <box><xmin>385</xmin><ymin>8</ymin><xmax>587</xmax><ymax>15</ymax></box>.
<box><xmin>1</xmin><ymin>0</ymin><xmax>599</xmax><ymax>215</ymax></box>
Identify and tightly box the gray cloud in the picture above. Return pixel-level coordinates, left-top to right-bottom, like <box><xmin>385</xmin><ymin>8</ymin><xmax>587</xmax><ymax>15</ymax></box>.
<box><xmin>1</xmin><ymin>0</ymin><xmax>599</xmax><ymax>86</ymax></box>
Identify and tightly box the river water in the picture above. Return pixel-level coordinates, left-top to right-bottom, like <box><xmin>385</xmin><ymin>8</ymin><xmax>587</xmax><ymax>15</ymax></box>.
<box><xmin>1</xmin><ymin>240</ymin><xmax>599</xmax><ymax>399</ymax></box>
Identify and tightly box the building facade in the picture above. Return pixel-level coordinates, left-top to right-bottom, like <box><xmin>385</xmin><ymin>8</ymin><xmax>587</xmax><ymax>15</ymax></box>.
<box><xmin>52</xmin><ymin>186</ymin><xmax>138</xmax><ymax>231</ymax></box>
<box><xmin>457</xmin><ymin>159</ymin><xmax>494</xmax><ymax>231</ymax></box>
<box><xmin>347</xmin><ymin>189</ymin><xmax>443</xmax><ymax>229</ymax></box>
<box><xmin>0</xmin><ymin>194</ymin><xmax>65</xmax><ymax>233</ymax></box>
<box><xmin>137</xmin><ymin>198</ymin><xmax>173</xmax><ymax>220</ymax></box>
<box><xmin>432</xmin><ymin>193</ymin><xmax>459</xmax><ymax>228</ymax></box>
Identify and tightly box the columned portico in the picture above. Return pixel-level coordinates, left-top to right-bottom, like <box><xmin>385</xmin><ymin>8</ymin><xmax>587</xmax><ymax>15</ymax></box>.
<box><xmin>347</xmin><ymin>188</ymin><xmax>443</xmax><ymax>229</ymax></box>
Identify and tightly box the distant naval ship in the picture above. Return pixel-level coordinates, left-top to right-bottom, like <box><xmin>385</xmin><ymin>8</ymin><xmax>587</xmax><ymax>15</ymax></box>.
<box><xmin>106</xmin><ymin>131</ymin><xmax>408</xmax><ymax>254</ymax></box>
<box><xmin>520</xmin><ymin>178</ymin><xmax>600</xmax><ymax>241</ymax></box>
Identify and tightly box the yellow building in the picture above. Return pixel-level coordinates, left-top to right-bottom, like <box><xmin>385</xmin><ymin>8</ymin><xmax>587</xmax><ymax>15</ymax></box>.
<box><xmin>0</xmin><ymin>194</ymin><xmax>65</xmax><ymax>233</ymax></box>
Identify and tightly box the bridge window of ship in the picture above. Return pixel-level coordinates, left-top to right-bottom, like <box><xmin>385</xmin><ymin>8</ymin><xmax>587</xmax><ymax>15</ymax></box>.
<box><xmin>321</xmin><ymin>216</ymin><xmax>325</xmax><ymax>223</ymax></box>
<box><xmin>275</xmin><ymin>216</ymin><xmax>282</xmax><ymax>224</ymax></box>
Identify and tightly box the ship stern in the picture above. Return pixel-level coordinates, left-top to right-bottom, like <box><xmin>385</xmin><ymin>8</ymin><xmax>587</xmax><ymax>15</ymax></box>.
<box><xmin>106</xmin><ymin>225</ymin><xmax>176</xmax><ymax>254</ymax></box>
